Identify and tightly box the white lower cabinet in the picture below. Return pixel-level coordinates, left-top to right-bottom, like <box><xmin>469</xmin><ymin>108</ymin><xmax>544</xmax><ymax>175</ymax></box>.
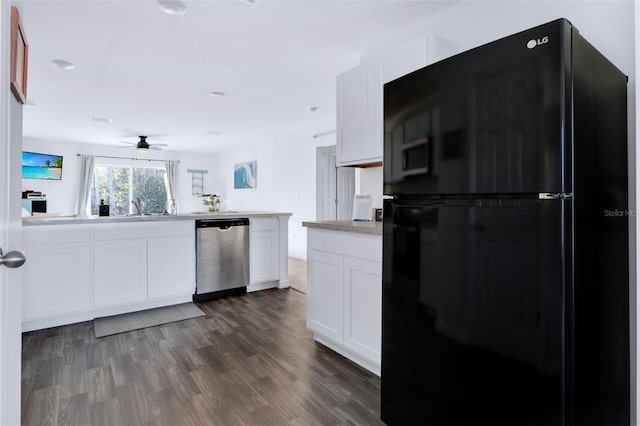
<box><xmin>306</xmin><ymin>228</ymin><xmax>382</xmax><ymax>375</ymax></box>
<box><xmin>23</xmin><ymin>216</ymin><xmax>287</xmax><ymax>331</ymax></box>
<box><xmin>94</xmin><ymin>239</ymin><xmax>148</xmax><ymax>308</ymax></box>
<box><xmin>22</xmin><ymin>221</ymin><xmax>196</xmax><ymax>332</ymax></box>
<box><xmin>343</xmin><ymin>256</ymin><xmax>382</xmax><ymax>364</ymax></box>
<box><xmin>250</xmin><ymin>217</ymin><xmax>280</xmax><ymax>284</ymax></box>
<box><xmin>23</xmin><ymin>241</ymin><xmax>92</xmax><ymax>320</ymax></box>
<box><xmin>307</xmin><ymin>249</ymin><xmax>344</xmax><ymax>343</ymax></box>
<box><xmin>148</xmin><ymin>236</ymin><xmax>195</xmax><ymax>298</ymax></box>
<box><xmin>23</xmin><ymin>225</ymin><xmax>93</xmax><ymax>322</ymax></box>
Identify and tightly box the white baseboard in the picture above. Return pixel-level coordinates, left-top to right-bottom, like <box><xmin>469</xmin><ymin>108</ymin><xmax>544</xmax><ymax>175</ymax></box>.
<box><xmin>22</xmin><ymin>294</ymin><xmax>192</xmax><ymax>332</ymax></box>
<box><xmin>315</xmin><ymin>333</ymin><xmax>381</xmax><ymax>376</ymax></box>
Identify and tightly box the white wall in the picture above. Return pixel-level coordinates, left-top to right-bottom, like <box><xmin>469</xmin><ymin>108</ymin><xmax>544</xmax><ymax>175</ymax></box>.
<box><xmin>21</xmin><ymin>137</ymin><xmax>219</xmax><ymax>216</ymax></box>
<box><xmin>215</xmin><ymin>119</ymin><xmax>335</xmax><ymax>260</ymax></box>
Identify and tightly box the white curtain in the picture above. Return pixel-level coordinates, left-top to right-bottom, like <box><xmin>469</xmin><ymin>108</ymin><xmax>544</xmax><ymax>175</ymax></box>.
<box><xmin>164</xmin><ymin>160</ymin><xmax>178</xmax><ymax>208</ymax></box>
<box><xmin>75</xmin><ymin>154</ymin><xmax>95</xmax><ymax>216</ymax></box>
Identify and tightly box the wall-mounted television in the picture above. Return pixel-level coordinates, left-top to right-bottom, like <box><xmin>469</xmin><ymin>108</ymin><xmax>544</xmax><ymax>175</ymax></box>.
<box><xmin>22</xmin><ymin>151</ymin><xmax>63</xmax><ymax>180</ymax></box>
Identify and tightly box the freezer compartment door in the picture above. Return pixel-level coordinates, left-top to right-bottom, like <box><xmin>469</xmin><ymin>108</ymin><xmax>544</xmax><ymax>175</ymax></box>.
<box><xmin>383</xmin><ymin>19</ymin><xmax>569</xmax><ymax>196</ymax></box>
<box><xmin>381</xmin><ymin>198</ymin><xmax>566</xmax><ymax>425</ymax></box>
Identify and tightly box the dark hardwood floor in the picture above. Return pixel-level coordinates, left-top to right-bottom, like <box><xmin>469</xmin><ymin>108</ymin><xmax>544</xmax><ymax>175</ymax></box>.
<box><xmin>21</xmin><ymin>289</ymin><xmax>383</xmax><ymax>425</ymax></box>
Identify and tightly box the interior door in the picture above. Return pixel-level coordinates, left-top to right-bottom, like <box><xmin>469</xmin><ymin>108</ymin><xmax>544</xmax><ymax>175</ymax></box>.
<box><xmin>0</xmin><ymin>2</ymin><xmax>25</xmax><ymax>425</ymax></box>
<box><xmin>316</xmin><ymin>145</ymin><xmax>354</xmax><ymax>221</ymax></box>
<box><xmin>335</xmin><ymin>163</ymin><xmax>354</xmax><ymax>220</ymax></box>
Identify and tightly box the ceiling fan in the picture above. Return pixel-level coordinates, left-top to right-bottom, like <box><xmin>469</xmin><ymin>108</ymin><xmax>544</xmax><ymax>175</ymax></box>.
<box><xmin>119</xmin><ymin>135</ymin><xmax>168</xmax><ymax>151</ymax></box>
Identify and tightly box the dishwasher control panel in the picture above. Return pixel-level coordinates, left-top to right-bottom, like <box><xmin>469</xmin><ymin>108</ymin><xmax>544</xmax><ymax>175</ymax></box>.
<box><xmin>195</xmin><ymin>218</ymin><xmax>250</xmax><ymax>228</ymax></box>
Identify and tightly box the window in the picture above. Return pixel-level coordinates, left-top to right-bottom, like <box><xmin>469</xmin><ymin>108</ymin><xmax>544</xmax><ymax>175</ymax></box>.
<box><xmin>90</xmin><ymin>165</ymin><xmax>168</xmax><ymax>216</ymax></box>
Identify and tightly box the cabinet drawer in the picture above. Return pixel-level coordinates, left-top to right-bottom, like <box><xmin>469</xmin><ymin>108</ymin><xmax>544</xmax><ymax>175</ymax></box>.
<box><xmin>25</xmin><ymin>225</ymin><xmax>92</xmax><ymax>245</ymax></box>
<box><xmin>307</xmin><ymin>228</ymin><xmax>381</xmax><ymax>262</ymax></box>
<box><xmin>94</xmin><ymin>221</ymin><xmax>193</xmax><ymax>240</ymax></box>
<box><xmin>250</xmin><ymin>217</ymin><xmax>278</xmax><ymax>231</ymax></box>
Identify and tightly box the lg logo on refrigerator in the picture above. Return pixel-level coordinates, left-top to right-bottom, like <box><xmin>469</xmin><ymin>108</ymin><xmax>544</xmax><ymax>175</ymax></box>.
<box><xmin>527</xmin><ymin>36</ymin><xmax>549</xmax><ymax>49</ymax></box>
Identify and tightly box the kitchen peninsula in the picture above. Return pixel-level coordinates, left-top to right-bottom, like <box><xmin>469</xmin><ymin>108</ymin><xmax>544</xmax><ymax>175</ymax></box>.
<box><xmin>302</xmin><ymin>220</ymin><xmax>382</xmax><ymax>375</ymax></box>
<box><xmin>22</xmin><ymin>212</ymin><xmax>291</xmax><ymax>332</ymax></box>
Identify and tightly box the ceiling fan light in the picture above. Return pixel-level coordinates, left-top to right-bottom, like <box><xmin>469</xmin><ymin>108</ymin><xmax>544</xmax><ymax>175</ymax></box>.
<box><xmin>157</xmin><ymin>0</ymin><xmax>186</xmax><ymax>16</ymax></box>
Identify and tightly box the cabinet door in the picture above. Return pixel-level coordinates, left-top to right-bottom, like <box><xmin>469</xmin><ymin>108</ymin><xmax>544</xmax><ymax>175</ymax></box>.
<box><xmin>148</xmin><ymin>236</ymin><xmax>195</xmax><ymax>299</ymax></box>
<box><xmin>343</xmin><ymin>256</ymin><xmax>382</xmax><ymax>364</ymax></box>
<box><xmin>307</xmin><ymin>249</ymin><xmax>344</xmax><ymax>344</ymax></box>
<box><xmin>337</xmin><ymin>60</ymin><xmax>376</xmax><ymax>166</ymax></box>
<box><xmin>94</xmin><ymin>239</ymin><xmax>147</xmax><ymax>307</ymax></box>
<box><xmin>250</xmin><ymin>218</ymin><xmax>279</xmax><ymax>284</ymax></box>
<box><xmin>23</xmin><ymin>242</ymin><xmax>92</xmax><ymax>320</ymax></box>
<box><xmin>374</xmin><ymin>36</ymin><xmax>429</xmax><ymax>154</ymax></box>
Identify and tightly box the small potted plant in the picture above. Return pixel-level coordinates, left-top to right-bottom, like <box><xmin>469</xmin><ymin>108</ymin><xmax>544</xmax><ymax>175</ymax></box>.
<box><xmin>203</xmin><ymin>194</ymin><xmax>220</xmax><ymax>212</ymax></box>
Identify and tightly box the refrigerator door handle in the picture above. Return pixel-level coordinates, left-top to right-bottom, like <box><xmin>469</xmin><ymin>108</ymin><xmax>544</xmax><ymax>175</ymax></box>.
<box><xmin>538</xmin><ymin>192</ymin><xmax>572</xmax><ymax>199</ymax></box>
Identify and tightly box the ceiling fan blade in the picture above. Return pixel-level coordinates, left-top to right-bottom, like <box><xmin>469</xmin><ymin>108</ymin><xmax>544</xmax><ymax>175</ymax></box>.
<box><xmin>149</xmin><ymin>145</ymin><xmax>163</xmax><ymax>151</ymax></box>
<box><xmin>152</xmin><ymin>143</ymin><xmax>168</xmax><ymax>147</ymax></box>
<box><xmin>120</xmin><ymin>141</ymin><xmax>137</xmax><ymax>145</ymax></box>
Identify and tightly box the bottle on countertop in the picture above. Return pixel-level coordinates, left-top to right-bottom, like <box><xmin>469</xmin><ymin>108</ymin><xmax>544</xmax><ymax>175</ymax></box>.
<box><xmin>99</xmin><ymin>199</ymin><xmax>110</xmax><ymax>217</ymax></box>
<box><xmin>167</xmin><ymin>198</ymin><xmax>178</xmax><ymax>215</ymax></box>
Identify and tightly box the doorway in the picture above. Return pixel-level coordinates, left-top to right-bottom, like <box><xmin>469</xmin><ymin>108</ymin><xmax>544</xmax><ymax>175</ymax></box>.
<box><xmin>316</xmin><ymin>146</ymin><xmax>354</xmax><ymax>221</ymax></box>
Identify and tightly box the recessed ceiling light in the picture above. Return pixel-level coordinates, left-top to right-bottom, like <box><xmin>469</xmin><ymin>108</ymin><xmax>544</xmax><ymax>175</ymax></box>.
<box><xmin>310</xmin><ymin>106</ymin><xmax>319</xmax><ymax>112</ymax></box>
<box><xmin>209</xmin><ymin>91</ymin><xmax>226</xmax><ymax>98</ymax></box>
<box><xmin>51</xmin><ymin>59</ymin><xmax>75</xmax><ymax>69</ymax></box>
<box><xmin>157</xmin><ymin>0</ymin><xmax>186</xmax><ymax>16</ymax></box>
<box><xmin>90</xmin><ymin>116</ymin><xmax>112</xmax><ymax>124</ymax></box>
<box><xmin>242</xmin><ymin>0</ymin><xmax>260</xmax><ymax>4</ymax></box>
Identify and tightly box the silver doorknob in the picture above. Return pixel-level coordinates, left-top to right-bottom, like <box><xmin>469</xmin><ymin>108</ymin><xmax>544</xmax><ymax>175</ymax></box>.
<box><xmin>0</xmin><ymin>248</ymin><xmax>26</xmax><ymax>269</ymax></box>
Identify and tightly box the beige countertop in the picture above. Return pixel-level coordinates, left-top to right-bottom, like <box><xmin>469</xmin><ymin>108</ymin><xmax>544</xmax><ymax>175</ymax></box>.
<box><xmin>302</xmin><ymin>220</ymin><xmax>382</xmax><ymax>236</ymax></box>
<box><xmin>23</xmin><ymin>211</ymin><xmax>292</xmax><ymax>226</ymax></box>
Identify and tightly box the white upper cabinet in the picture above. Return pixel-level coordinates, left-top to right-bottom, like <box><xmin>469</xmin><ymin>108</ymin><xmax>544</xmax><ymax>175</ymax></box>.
<box><xmin>337</xmin><ymin>60</ymin><xmax>376</xmax><ymax>166</ymax></box>
<box><xmin>337</xmin><ymin>34</ymin><xmax>456</xmax><ymax>167</ymax></box>
<box><xmin>373</xmin><ymin>37</ymin><xmax>430</xmax><ymax>159</ymax></box>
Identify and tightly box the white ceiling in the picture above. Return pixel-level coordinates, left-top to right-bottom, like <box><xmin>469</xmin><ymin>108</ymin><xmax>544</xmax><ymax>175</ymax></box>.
<box><xmin>21</xmin><ymin>0</ymin><xmax>457</xmax><ymax>154</ymax></box>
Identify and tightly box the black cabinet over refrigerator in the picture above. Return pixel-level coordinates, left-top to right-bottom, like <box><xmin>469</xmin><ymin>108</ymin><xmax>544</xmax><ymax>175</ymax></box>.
<box><xmin>381</xmin><ymin>19</ymin><xmax>629</xmax><ymax>426</ymax></box>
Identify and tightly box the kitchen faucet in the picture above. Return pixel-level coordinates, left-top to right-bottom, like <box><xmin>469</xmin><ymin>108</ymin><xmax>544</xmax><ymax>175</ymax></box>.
<box><xmin>131</xmin><ymin>197</ymin><xmax>142</xmax><ymax>215</ymax></box>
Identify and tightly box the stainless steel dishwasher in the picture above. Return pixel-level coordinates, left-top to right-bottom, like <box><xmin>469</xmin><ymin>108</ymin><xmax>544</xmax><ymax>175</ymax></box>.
<box><xmin>194</xmin><ymin>218</ymin><xmax>250</xmax><ymax>302</ymax></box>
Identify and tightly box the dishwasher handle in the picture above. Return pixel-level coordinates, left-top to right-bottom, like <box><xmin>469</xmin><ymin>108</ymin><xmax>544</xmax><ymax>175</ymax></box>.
<box><xmin>196</xmin><ymin>218</ymin><xmax>249</xmax><ymax>228</ymax></box>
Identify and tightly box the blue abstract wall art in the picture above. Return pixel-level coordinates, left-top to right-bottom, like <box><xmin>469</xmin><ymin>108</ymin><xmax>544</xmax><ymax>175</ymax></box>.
<box><xmin>234</xmin><ymin>161</ymin><xmax>257</xmax><ymax>189</ymax></box>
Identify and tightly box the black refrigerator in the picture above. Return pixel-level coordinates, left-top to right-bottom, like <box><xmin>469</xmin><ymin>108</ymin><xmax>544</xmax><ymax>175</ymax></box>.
<box><xmin>381</xmin><ymin>19</ymin><xmax>629</xmax><ymax>426</ymax></box>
